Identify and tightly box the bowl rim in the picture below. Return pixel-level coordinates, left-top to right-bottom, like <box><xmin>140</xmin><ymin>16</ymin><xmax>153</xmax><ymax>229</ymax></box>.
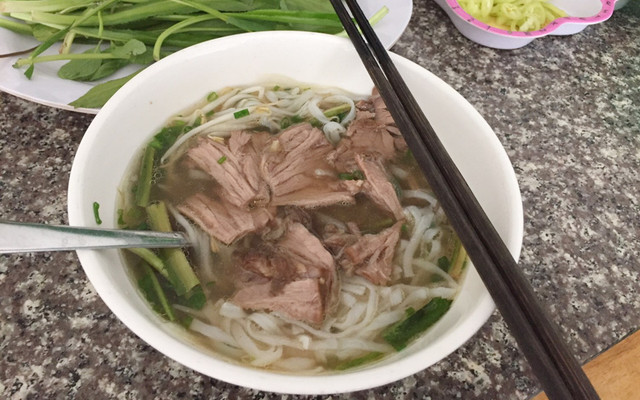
<box><xmin>445</xmin><ymin>0</ymin><xmax>615</xmax><ymax>38</ymax></box>
<box><xmin>68</xmin><ymin>31</ymin><xmax>524</xmax><ymax>394</ymax></box>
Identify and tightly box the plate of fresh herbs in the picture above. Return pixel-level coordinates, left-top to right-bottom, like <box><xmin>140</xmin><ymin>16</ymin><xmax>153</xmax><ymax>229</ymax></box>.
<box><xmin>0</xmin><ymin>0</ymin><xmax>412</xmax><ymax>113</ymax></box>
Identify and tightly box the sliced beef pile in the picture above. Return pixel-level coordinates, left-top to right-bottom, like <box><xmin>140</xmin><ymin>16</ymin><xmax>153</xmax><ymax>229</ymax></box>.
<box><xmin>178</xmin><ymin>123</ymin><xmax>356</xmax><ymax>244</ymax></box>
<box><xmin>177</xmin><ymin>193</ymin><xmax>275</xmax><ymax>245</ymax></box>
<box><xmin>261</xmin><ymin>123</ymin><xmax>355</xmax><ymax>208</ymax></box>
<box><xmin>186</xmin><ymin>131</ymin><xmax>270</xmax><ymax>209</ymax></box>
<box><xmin>175</xmin><ymin>90</ymin><xmax>417</xmax><ymax>323</ymax></box>
<box><xmin>355</xmin><ymin>154</ymin><xmax>404</xmax><ymax>221</ymax></box>
<box><xmin>231</xmin><ymin>220</ymin><xmax>338</xmax><ymax>325</ymax></box>
<box><xmin>323</xmin><ymin>221</ymin><xmax>402</xmax><ymax>286</ymax></box>
<box><xmin>331</xmin><ymin>89</ymin><xmax>407</xmax><ymax>172</ymax></box>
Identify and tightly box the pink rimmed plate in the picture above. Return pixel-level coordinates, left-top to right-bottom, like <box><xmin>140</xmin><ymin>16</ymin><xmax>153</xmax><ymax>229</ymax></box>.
<box><xmin>434</xmin><ymin>0</ymin><xmax>615</xmax><ymax>49</ymax></box>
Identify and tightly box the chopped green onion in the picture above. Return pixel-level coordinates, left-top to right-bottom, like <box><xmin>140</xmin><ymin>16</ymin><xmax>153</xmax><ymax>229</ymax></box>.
<box><xmin>217</xmin><ymin>155</ymin><xmax>227</xmax><ymax>164</ymax></box>
<box><xmin>92</xmin><ymin>201</ymin><xmax>102</xmax><ymax>225</ymax></box>
<box><xmin>207</xmin><ymin>91</ymin><xmax>219</xmax><ymax>102</ymax></box>
<box><xmin>117</xmin><ymin>208</ymin><xmax>125</xmax><ymax>227</ymax></box>
<box><xmin>338</xmin><ymin>170</ymin><xmax>365</xmax><ymax>181</ymax></box>
<box><xmin>234</xmin><ymin>108</ymin><xmax>250</xmax><ymax>119</ymax></box>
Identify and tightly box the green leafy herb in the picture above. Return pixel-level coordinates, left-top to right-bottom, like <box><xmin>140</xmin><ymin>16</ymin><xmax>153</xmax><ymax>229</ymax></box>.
<box><xmin>1</xmin><ymin>1</ymin><xmax>388</xmax><ymax>108</ymax></box>
<box><xmin>178</xmin><ymin>285</ymin><xmax>206</xmax><ymax>310</ymax></box>
<box><xmin>57</xmin><ymin>39</ymin><xmax>149</xmax><ymax>82</ymax></box>
<box><xmin>383</xmin><ymin>297</ymin><xmax>453</xmax><ymax>351</ymax></box>
<box><xmin>335</xmin><ymin>352</ymin><xmax>383</xmax><ymax>371</ymax></box>
<box><xmin>437</xmin><ymin>256</ymin><xmax>451</xmax><ymax>272</ymax></box>
<box><xmin>69</xmin><ymin>69</ymin><xmax>142</xmax><ymax>108</ymax></box>
<box><xmin>138</xmin><ymin>262</ymin><xmax>176</xmax><ymax>321</ymax></box>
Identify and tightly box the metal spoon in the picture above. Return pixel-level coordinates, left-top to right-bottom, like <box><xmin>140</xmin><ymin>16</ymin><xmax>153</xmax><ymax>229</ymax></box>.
<box><xmin>0</xmin><ymin>220</ymin><xmax>190</xmax><ymax>254</ymax></box>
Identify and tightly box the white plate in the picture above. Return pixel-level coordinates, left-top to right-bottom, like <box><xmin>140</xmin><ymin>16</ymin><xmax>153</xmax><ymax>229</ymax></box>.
<box><xmin>0</xmin><ymin>0</ymin><xmax>413</xmax><ymax>114</ymax></box>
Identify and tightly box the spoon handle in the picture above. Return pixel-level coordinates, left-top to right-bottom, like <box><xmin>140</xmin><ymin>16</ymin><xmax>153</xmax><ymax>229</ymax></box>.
<box><xmin>0</xmin><ymin>220</ymin><xmax>190</xmax><ymax>254</ymax></box>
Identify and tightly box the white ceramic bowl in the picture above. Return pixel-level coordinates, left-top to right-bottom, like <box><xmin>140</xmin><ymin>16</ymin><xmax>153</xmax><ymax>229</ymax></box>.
<box><xmin>435</xmin><ymin>0</ymin><xmax>615</xmax><ymax>49</ymax></box>
<box><xmin>67</xmin><ymin>31</ymin><xmax>523</xmax><ymax>394</ymax></box>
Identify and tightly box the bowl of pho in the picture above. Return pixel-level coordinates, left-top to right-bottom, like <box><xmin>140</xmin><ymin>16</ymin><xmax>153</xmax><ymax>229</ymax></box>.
<box><xmin>68</xmin><ymin>31</ymin><xmax>523</xmax><ymax>395</ymax></box>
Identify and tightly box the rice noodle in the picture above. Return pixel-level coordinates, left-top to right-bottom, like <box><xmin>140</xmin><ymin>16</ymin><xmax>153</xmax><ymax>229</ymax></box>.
<box><xmin>231</xmin><ymin>322</ymin><xmax>283</xmax><ymax>366</ymax></box>
<box><xmin>323</xmin><ymin>121</ymin><xmax>345</xmax><ymax>144</ymax></box>
<box><xmin>402</xmin><ymin>207</ymin><xmax>434</xmax><ymax>277</ymax></box>
<box><xmin>190</xmin><ymin>318</ymin><xmax>236</xmax><ymax>346</ymax></box>
<box><xmin>272</xmin><ymin>357</ymin><xmax>318</xmax><ymax>371</ymax></box>
<box><xmin>160</xmin><ymin>107</ymin><xmax>258</xmax><ymax>163</ymax></box>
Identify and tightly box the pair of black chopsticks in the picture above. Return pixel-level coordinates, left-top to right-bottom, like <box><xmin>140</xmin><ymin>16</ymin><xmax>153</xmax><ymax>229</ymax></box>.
<box><xmin>329</xmin><ymin>1</ymin><xmax>599</xmax><ymax>399</ymax></box>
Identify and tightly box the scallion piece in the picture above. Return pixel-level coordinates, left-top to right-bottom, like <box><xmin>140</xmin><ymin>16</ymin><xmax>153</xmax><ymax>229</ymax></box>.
<box><xmin>92</xmin><ymin>201</ymin><xmax>102</xmax><ymax>225</ymax></box>
<box><xmin>233</xmin><ymin>108</ymin><xmax>250</xmax><ymax>119</ymax></box>
<box><xmin>128</xmin><ymin>247</ymin><xmax>170</xmax><ymax>281</ymax></box>
<box><xmin>135</xmin><ymin>145</ymin><xmax>155</xmax><ymax>207</ymax></box>
<box><xmin>338</xmin><ymin>170</ymin><xmax>365</xmax><ymax>180</ymax></box>
<box><xmin>146</xmin><ymin>201</ymin><xmax>201</xmax><ymax>297</ymax></box>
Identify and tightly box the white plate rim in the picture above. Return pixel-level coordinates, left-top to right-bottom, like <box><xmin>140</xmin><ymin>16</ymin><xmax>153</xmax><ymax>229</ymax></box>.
<box><xmin>0</xmin><ymin>0</ymin><xmax>413</xmax><ymax>114</ymax></box>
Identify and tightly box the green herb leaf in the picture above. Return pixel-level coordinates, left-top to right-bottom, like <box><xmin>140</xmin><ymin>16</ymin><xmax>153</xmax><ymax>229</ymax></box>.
<box><xmin>111</xmin><ymin>39</ymin><xmax>147</xmax><ymax>58</ymax></box>
<box><xmin>437</xmin><ymin>256</ymin><xmax>451</xmax><ymax>272</ymax></box>
<box><xmin>69</xmin><ymin>69</ymin><xmax>142</xmax><ymax>109</ymax></box>
<box><xmin>383</xmin><ymin>297</ymin><xmax>452</xmax><ymax>351</ymax></box>
<box><xmin>138</xmin><ymin>262</ymin><xmax>176</xmax><ymax>321</ymax></box>
<box><xmin>335</xmin><ymin>352</ymin><xmax>383</xmax><ymax>370</ymax></box>
<box><xmin>148</xmin><ymin>124</ymin><xmax>187</xmax><ymax>157</ymax></box>
<box><xmin>58</xmin><ymin>54</ymin><xmax>104</xmax><ymax>81</ymax></box>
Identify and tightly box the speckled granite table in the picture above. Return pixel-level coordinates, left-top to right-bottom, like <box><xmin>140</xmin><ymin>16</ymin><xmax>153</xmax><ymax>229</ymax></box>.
<box><xmin>1</xmin><ymin>1</ymin><xmax>639</xmax><ymax>399</ymax></box>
